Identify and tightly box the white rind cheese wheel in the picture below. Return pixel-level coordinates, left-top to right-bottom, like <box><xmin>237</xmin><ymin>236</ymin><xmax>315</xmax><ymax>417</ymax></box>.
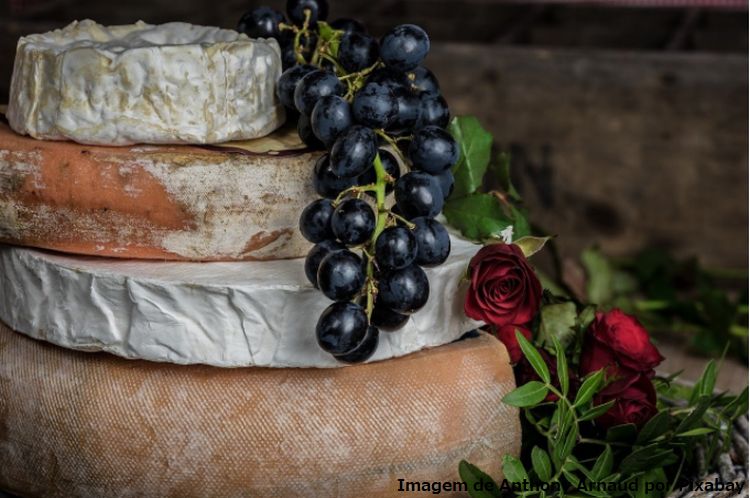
<box><xmin>7</xmin><ymin>20</ymin><xmax>284</xmax><ymax>145</ymax></box>
<box><xmin>0</xmin><ymin>120</ymin><xmax>320</xmax><ymax>261</ymax></box>
<box><xmin>0</xmin><ymin>324</ymin><xmax>520</xmax><ymax>498</ymax></box>
<box><xmin>0</xmin><ymin>237</ymin><xmax>483</xmax><ymax>368</ymax></box>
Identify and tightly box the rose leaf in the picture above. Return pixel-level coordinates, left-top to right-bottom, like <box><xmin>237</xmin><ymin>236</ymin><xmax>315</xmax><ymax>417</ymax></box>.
<box><xmin>531</xmin><ymin>446</ymin><xmax>553</xmax><ymax>482</ymax></box>
<box><xmin>502</xmin><ymin>381</ymin><xmax>549</xmax><ymax>407</ymax></box>
<box><xmin>443</xmin><ymin>193</ymin><xmax>513</xmax><ymax>242</ymax></box>
<box><xmin>458</xmin><ymin>460</ymin><xmax>502</xmax><ymax>498</ymax></box>
<box><xmin>539</xmin><ymin>302</ymin><xmax>578</xmax><ymax>349</ymax></box>
<box><xmin>579</xmin><ymin>400</ymin><xmax>616</xmax><ymax>421</ymax></box>
<box><xmin>573</xmin><ymin>369</ymin><xmax>605</xmax><ymax>408</ymax></box>
<box><xmin>501</xmin><ymin>454</ymin><xmax>529</xmax><ymax>484</ymax></box>
<box><xmin>516</xmin><ymin>330</ymin><xmax>551</xmax><ymax>384</ymax></box>
<box><xmin>448</xmin><ymin>116</ymin><xmax>493</xmax><ymax>199</ymax></box>
<box><xmin>636</xmin><ymin>409</ymin><xmax>672</xmax><ymax>444</ymax></box>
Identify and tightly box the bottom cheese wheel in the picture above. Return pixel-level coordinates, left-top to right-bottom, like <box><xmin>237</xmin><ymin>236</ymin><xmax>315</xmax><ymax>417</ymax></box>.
<box><xmin>0</xmin><ymin>323</ymin><xmax>520</xmax><ymax>498</ymax></box>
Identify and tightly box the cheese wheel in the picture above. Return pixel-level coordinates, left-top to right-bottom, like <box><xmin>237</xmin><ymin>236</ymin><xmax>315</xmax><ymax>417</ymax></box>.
<box><xmin>0</xmin><ymin>323</ymin><xmax>520</xmax><ymax>498</ymax></box>
<box><xmin>7</xmin><ymin>20</ymin><xmax>284</xmax><ymax>145</ymax></box>
<box><xmin>0</xmin><ymin>119</ymin><xmax>320</xmax><ymax>261</ymax></box>
<box><xmin>0</xmin><ymin>236</ymin><xmax>482</xmax><ymax>368</ymax></box>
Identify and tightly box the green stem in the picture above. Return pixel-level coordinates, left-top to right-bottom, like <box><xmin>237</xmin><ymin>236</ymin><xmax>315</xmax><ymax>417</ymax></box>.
<box><xmin>365</xmin><ymin>153</ymin><xmax>388</xmax><ymax>319</ymax></box>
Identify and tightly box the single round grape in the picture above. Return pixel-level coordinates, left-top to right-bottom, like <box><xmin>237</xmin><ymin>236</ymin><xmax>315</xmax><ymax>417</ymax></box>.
<box><xmin>330</xmin><ymin>18</ymin><xmax>365</xmax><ymax>35</ymax></box>
<box><xmin>352</xmin><ymin>83</ymin><xmax>398</xmax><ymax>129</ymax></box>
<box><xmin>237</xmin><ymin>7</ymin><xmax>285</xmax><ymax>39</ymax></box>
<box><xmin>379</xmin><ymin>24</ymin><xmax>430</xmax><ymax>72</ymax></box>
<box><xmin>394</xmin><ymin>171</ymin><xmax>444</xmax><ymax>219</ymax></box>
<box><xmin>304</xmin><ymin>239</ymin><xmax>345</xmax><ymax>287</ymax></box>
<box><xmin>287</xmin><ymin>0</ymin><xmax>329</xmax><ymax>26</ymax></box>
<box><xmin>366</xmin><ymin>67</ymin><xmax>410</xmax><ymax>91</ymax></box>
<box><xmin>412</xmin><ymin>217</ymin><xmax>450</xmax><ymax>266</ymax></box>
<box><xmin>371</xmin><ymin>300</ymin><xmax>409</xmax><ymax>330</ymax></box>
<box><xmin>311</xmin><ymin>95</ymin><xmax>353</xmax><ymax>147</ymax></box>
<box><xmin>313</xmin><ymin>154</ymin><xmax>358</xmax><ymax>198</ymax></box>
<box><xmin>357</xmin><ymin>149</ymin><xmax>401</xmax><ymax>194</ymax></box>
<box><xmin>334</xmin><ymin>325</ymin><xmax>379</xmax><ymax>363</ymax></box>
<box><xmin>416</xmin><ymin>92</ymin><xmax>450</xmax><ymax>129</ymax></box>
<box><xmin>316</xmin><ymin>301</ymin><xmax>368</xmax><ymax>356</ymax></box>
<box><xmin>339</xmin><ymin>32</ymin><xmax>379</xmax><ymax>73</ymax></box>
<box><xmin>378</xmin><ymin>264</ymin><xmax>430</xmax><ymax>314</ymax></box>
<box><xmin>294</xmin><ymin>70</ymin><xmax>344</xmax><ymax>115</ymax></box>
<box><xmin>299</xmin><ymin>198</ymin><xmax>335</xmax><ymax>243</ymax></box>
<box><xmin>389</xmin><ymin>85</ymin><xmax>421</xmax><ymax>132</ymax></box>
<box><xmin>435</xmin><ymin>168</ymin><xmax>454</xmax><ymax>199</ymax></box>
<box><xmin>408</xmin><ymin>126</ymin><xmax>459</xmax><ymax>174</ymax></box>
<box><xmin>409</xmin><ymin>66</ymin><xmax>440</xmax><ymax>95</ymax></box>
<box><xmin>375</xmin><ymin>226</ymin><xmax>418</xmax><ymax>270</ymax></box>
<box><xmin>281</xmin><ymin>44</ymin><xmax>298</xmax><ymax>70</ymax></box>
<box><xmin>317</xmin><ymin>249</ymin><xmax>365</xmax><ymax>301</ymax></box>
<box><xmin>329</xmin><ymin>125</ymin><xmax>377</xmax><ymax>178</ymax></box>
<box><xmin>297</xmin><ymin>113</ymin><xmax>324</xmax><ymax>149</ymax></box>
<box><xmin>331</xmin><ymin>198</ymin><xmax>375</xmax><ymax>246</ymax></box>
<box><xmin>276</xmin><ymin>64</ymin><xmax>316</xmax><ymax>109</ymax></box>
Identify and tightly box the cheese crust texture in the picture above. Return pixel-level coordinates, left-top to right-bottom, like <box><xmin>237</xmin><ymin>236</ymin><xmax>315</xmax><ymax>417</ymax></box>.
<box><xmin>0</xmin><ymin>324</ymin><xmax>519</xmax><ymax>498</ymax></box>
<box><xmin>0</xmin><ymin>236</ymin><xmax>483</xmax><ymax>368</ymax></box>
<box><xmin>0</xmin><ymin>120</ymin><xmax>319</xmax><ymax>261</ymax></box>
<box><xmin>7</xmin><ymin>20</ymin><xmax>285</xmax><ymax>145</ymax></box>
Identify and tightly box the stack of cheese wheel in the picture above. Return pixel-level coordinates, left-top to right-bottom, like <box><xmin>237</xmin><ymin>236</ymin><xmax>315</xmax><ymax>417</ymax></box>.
<box><xmin>0</xmin><ymin>20</ymin><xmax>520</xmax><ymax>497</ymax></box>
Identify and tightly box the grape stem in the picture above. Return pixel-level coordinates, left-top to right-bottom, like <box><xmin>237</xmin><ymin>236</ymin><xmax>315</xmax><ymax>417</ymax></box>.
<box><xmin>364</xmin><ymin>153</ymin><xmax>388</xmax><ymax>319</ymax></box>
<box><xmin>375</xmin><ymin>129</ymin><xmax>409</xmax><ymax>165</ymax></box>
<box><xmin>293</xmin><ymin>9</ymin><xmax>313</xmax><ymax>64</ymax></box>
<box><xmin>332</xmin><ymin>184</ymin><xmax>377</xmax><ymax>206</ymax></box>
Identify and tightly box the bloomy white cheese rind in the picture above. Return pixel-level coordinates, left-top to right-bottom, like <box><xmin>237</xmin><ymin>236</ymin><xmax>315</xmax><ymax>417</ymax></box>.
<box><xmin>0</xmin><ymin>237</ymin><xmax>483</xmax><ymax>368</ymax></box>
<box><xmin>7</xmin><ymin>20</ymin><xmax>284</xmax><ymax>145</ymax></box>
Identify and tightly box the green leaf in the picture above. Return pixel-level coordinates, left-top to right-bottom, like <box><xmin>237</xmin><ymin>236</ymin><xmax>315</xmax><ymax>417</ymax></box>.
<box><xmin>574</xmin><ymin>370</ymin><xmax>604</xmax><ymax>408</ymax></box>
<box><xmin>676</xmin><ymin>395</ymin><xmax>711</xmax><ymax>433</ymax></box>
<box><xmin>514</xmin><ymin>236</ymin><xmax>552</xmax><ymax>259</ymax></box>
<box><xmin>605</xmin><ymin>423</ymin><xmax>638</xmax><ymax>443</ymax></box>
<box><xmin>502</xmin><ymin>381</ymin><xmax>549</xmax><ymax>407</ymax></box>
<box><xmin>636</xmin><ymin>409</ymin><xmax>672</xmax><ymax>444</ymax></box>
<box><xmin>554</xmin><ymin>424</ymin><xmax>578</xmax><ymax>464</ymax></box>
<box><xmin>516</xmin><ymin>331</ymin><xmax>551</xmax><ymax>384</ymax></box>
<box><xmin>448</xmin><ymin>116</ymin><xmax>493</xmax><ymax>198</ymax></box>
<box><xmin>553</xmin><ymin>336</ymin><xmax>569</xmax><ymax>396</ymax></box>
<box><xmin>489</xmin><ymin>152</ymin><xmax>522</xmax><ymax>202</ymax></box>
<box><xmin>459</xmin><ymin>460</ymin><xmax>502</xmax><ymax>498</ymax></box>
<box><xmin>620</xmin><ymin>445</ymin><xmax>678</xmax><ymax>474</ymax></box>
<box><xmin>531</xmin><ymin>446</ymin><xmax>553</xmax><ymax>482</ymax></box>
<box><xmin>581</xmin><ymin>248</ymin><xmax>613</xmax><ymax>305</ymax></box>
<box><xmin>443</xmin><ymin>193</ymin><xmax>513</xmax><ymax>242</ymax></box>
<box><xmin>577</xmin><ymin>305</ymin><xmax>597</xmax><ymax>331</ymax></box>
<box><xmin>539</xmin><ymin>302</ymin><xmax>578</xmax><ymax>349</ymax></box>
<box><xmin>676</xmin><ymin>427</ymin><xmax>715</xmax><ymax>438</ymax></box>
<box><xmin>502</xmin><ymin>454</ymin><xmax>529</xmax><ymax>484</ymax></box>
<box><xmin>689</xmin><ymin>360</ymin><xmax>717</xmax><ymax>405</ymax></box>
<box><xmin>579</xmin><ymin>400</ymin><xmax>615</xmax><ymax>421</ymax></box>
<box><xmin>510</xmin><ymin>205</ymin><xmax>532</xmax><ymax>239</ymax></box>
<box><xmin>316</xmin><ymin>22</ymin><xmax>341</xmax><ymax>57</ymax></box>
<box><xmin>591</xmin><ymin>445</ymin><xmax>613</xmax><ymax>480</ymax></box>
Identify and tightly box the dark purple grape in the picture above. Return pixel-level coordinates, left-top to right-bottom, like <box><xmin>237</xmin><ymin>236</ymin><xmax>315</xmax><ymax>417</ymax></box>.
<box><xmin>366</xmin><ymin>67</ymin><xmax>410</xmax><ymax>91</ymax></box>
<box><xmin>352</xmin><ymin>83</ymin><xmax>398</xmax><ymax>129</ymax></box>
<box><xmin>331</xmin><ymin>198</ymin><xmax>375</xmax><ymax>246</ymax></box>
<box><xmin>237</xmin><ymin>7</ymin><xmax>285</xmax><ymax>39</ymax></box>
<box><xmin>412</xmin><ymin>217</ymin><xmax>450</xmax><ymax>266</ymax></box>
<box><xmin>287</xmin><ymin>0</ymin><xmax>329</xmax><ymax>26</ymax></box>
<box><xmin>379</xmin><ymin>24</ymin><xmax>430</xmax><ymax>72</ymax></box>
<box><xmin>357</xmin><ymin>149</ymin><xmax>400</xmax><ymax>194</ymax></box>
<box><xmin>317</xmin><ymin>249</ymin><xmax>366</xmax><ymax>301</ymax></box>
<box><xmin>330</xmin><ymin>125</ymin><xmax>377</xmax><ymax>178</ymax></box>
<box><xmin>394</xmin><ymin>171</ymin><xmax>444</xmax><ymax>219</ymax></box>
<box><xmin>378</xmin><ymin>264</ymin><xmax>430</xmax><ymax>314</ymax></box>
<box><xmin>371</xmin><ymin>300</ymin><xmax>409</xmax><ymax>330</ymax></box>
<box><xmin>294</xmin><ymin>70</ymin><xmax>344</xmax><ymax>115</ymax></box>
<box><xmin>277</xmin><ymin>64</ymin><xmax>316</xmax><ymax>109</ymax></box>
<box><xmin>313</xmin><ymin>154</ymin><xmax>358</xmax><ymax>198</ymax></box>
<box><xmin>435</xmin><ymin>168</ymin><xmax>454</xmax><ymax>199</ymax></box>
<box><xmin>311</xmin><ymin>95</ymin><xmax>353</xmax><ymax>147</ymax></box>
<box><xmin>389</xmin><ymin>85</ymin><xmax>421</xmax><ymax>132</ymax></box>
<box><xmin>408</xmin><ymin>66</ymin><xmax>440</xmax><ymax>95</ymax></box>
<box><xmin>375</xmin><ymin>226</ymin><xmax>418</xmax><ymax>270</ymax></box>
<box><xmin>297</xmin><ymin>113</ymin><xmax>324</xmax><ymax>149</ymax></box>
<box><xmin>316</xmin><ymin>301</ymin><xmax>368</xmax><ymax>355</ymax></box>
<box><xmin>408</xmin><ymin>126</ymin><xmax>459</xmax><ymax>174</ymax></box>
<box><xmin>334</xmin><ymin>325</ymin><xmax>379</xmax><ymax>363</ymax></box>
<box><xmin>338</xmin><ymin>32</ymin><xmax>379</xmax><ymax>73</ymax></box>
<box><xmin>305</xmin><ymin>239</ymin><xmax>345</xmax><ymax>287</ymax></box>
<box><xmin>299</xmin><ymin>199</ymin><xmax>335</xmax><ymax>243</ymax></box>
<box><xmin>330</xmin><ymin>18</ymin><xmax>366</xmax><ymax>35</ymax></box>
<box><xmin>416</xmin><ymin>92</ymin><xmax>450</xmax><ymax>129</ymax></box>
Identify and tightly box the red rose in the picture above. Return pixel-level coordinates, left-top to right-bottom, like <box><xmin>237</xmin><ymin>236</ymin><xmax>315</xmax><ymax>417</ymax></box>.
<box><xmin>465</xmin><ymin>243</ymin><xmax>543</xmax><ymax>328</ymax></box>
<box><xmin>594</xmin><ymin>374</ymin><xmax>658</xmax><ymax>428</ymax></box>
<box><xmin>494</xmin><ymin>324</ymin><xmax>532</xmax><ymax>364</ymax></box>
<box><xmin>580</xmin><ymin>309</ymin><xmax>664</xmax><ymax>393</ymax></box>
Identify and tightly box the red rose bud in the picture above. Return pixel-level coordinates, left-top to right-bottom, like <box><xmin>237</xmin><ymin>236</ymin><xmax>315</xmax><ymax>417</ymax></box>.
<box><xmin>593</xmin><ymin>374</ymin><xmax>658</xmax><ymax>428</ymax></box>
<box><xmin>464</xmin><ymin>243</ymin><xmax>543</xmax><ymax>328</ymax></box>
<box><xmin>494</xmin><ymin>324</ymin><xmax>532</xmax><ymax>364</ymax></box>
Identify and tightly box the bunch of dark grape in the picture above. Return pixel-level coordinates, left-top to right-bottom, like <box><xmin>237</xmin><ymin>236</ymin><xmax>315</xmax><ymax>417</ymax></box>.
<box><xmin>238</xmin><ymin>0</ymin><xmax>458</xmax><ymax>363</ymax></box>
